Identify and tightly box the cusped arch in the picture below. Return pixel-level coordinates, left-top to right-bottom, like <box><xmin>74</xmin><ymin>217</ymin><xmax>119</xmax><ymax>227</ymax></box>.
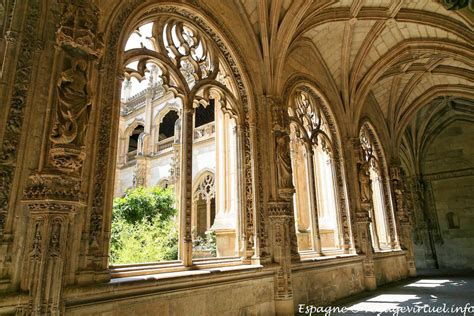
<box><xmin>192</xmin><ymin>169</ymin><xmax>215</xmax><ymax>202</ymax></box>
<box><xmin>91</xmin><ymin>1</ymin><xmax>261</xmax><ymax>266</ymax></box>
<box><xmin>124</xmin><ymin>119</ymin><xmax>145</xmax><ymax>136</ymax></box>
<box><xmin>154</xmin><ymin>101</ymin><xmax>181</xmax><ymax>125</ymax></box>
<box><xmin>282</xmin><ymin>79</ymin><xmax>354</xmax><ymax>251</ymax></box>
<box><xmin>359</xmin><ymin>120</ymin><xmax>398</xmax><ymax>248</ymax></box>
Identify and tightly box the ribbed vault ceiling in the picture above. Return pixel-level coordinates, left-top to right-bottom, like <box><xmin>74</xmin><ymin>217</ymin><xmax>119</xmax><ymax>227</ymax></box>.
<box><xmin>235</xmin><ymin>0</ymin><xmax>473</xmax><ymax>138</ymax></box>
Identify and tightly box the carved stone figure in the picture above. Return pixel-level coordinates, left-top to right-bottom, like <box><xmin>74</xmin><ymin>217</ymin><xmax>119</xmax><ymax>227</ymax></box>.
<box><xmin>276</xmin><ymin>133</ymin><xmax>293</xmax><ymax>189</ymax></box>
<box><xmin>358</xmin><ymin>161</ymin><xmax>372</xmax><ymax>203</ymax></box>
<box><xmin>50</xmin><ymin>59</ymin><xmax>91</xmax><ymax>147</ymax></box>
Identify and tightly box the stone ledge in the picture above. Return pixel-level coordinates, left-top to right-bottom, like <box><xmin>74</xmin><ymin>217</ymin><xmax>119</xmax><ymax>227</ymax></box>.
<box><xmin>373</xmin><ymin>250</ymin><xmax>406</xmax><ymax>259</ymax></box>
<box><xmin>110</xmin><ymin>257</ymin><xmax>243</xmax><ymax>278</ymax></box>
<box><xmin>292</xmin><ymin>254</ymin><xmax>363</xmax><ymax>272</ymax></box>
<box><xmin>64</xmin><ymin>264</ymin><xmax>268</xmax><ymax>308</ymax></box>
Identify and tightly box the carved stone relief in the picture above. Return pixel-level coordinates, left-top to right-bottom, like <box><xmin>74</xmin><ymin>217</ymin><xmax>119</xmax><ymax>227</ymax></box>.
<box><xmin>360</xmin><ymin>123</ymin><xmax>398</xmax><ymax>249</ymax></box>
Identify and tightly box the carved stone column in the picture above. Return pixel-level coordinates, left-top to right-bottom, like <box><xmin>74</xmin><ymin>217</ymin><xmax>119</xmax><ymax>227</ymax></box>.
<box><xmin>356</xmin><ymin>202</ymin><xmax>377</xmax><ymax>290</ymax></box>
<box><xmin>18</xmin><ymin>1</ymin><xmax>105</xmax><ymax>310</ymax></box>
<box><xmin>21</xmin><ymin>175</ymin><xmax>85</xmax><ymax>314</ymax></box>
<box><xmin>421</xmin><ymin>179</ymin><xmax>442</xmax><ymax>268</ymax></box>
<box><xmin>390</xmin><ymin>166</ymin><xmax>416</xmax><ymax>277</ymax></box>
<box><xmin>0</xmin><ymin>0</ymin><xmax>42</xmax><ymax>288</ymax></box>
<box><xmin>353</xmin><ymin>140</ymin><xmax>376</xmax><ymax>291</ymax></box>
<box><xmin>304</xmin><ymin>147</ymin><xmax>323</xmax><ymax>255</ymax></box>
<box><xmin>179</xmin><ymin>107</ymin><xmax>194</xmax><ymax>266</ymax></box>
<box><xmin>271</xmin><ymin>96</ymin><xmax>300</xmax><ymax>261</ymax></box>
<box><xmin>268</xmin><ymin>200</ymin><xmax>295</xmax><ymax>316</ymax></box>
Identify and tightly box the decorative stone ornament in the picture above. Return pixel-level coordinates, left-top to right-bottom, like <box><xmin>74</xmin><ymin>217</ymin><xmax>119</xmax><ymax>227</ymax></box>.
<box><xmin>50</xmin><ymin>59</ymin><xmax>91</xmax><ymax>146</ymax></box>
<box><xmin>275</xmin><ymin>132</ymin><xmax>294</xmax><ymax>190</ymax></box>
<box><xmin>48</xmin><ymin>0</ymin><xmax>104</xmax><ymax>174</ymax></box>
<box><xmin>56</xmin><ymin>0</ymin><xmax>104</xmax><ymax>58</ymax></box>
<box><xmin>49</xmin><ymin>57</ymin><xmax>91</xmax><ymax>173</ymax></box>
<box><xmin>358</xmin><ymin>160</ymin><xmax>373</xmax><ymax>204</ymax></box>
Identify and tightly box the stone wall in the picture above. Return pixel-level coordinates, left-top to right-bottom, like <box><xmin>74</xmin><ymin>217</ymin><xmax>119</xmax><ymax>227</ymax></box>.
<box><xmin>374</xmin><ymin>253</ymin><xmax>409</xmax><ymax>286</ymax></box>
<box><xmin>64</xmin><ymin>270</ymin><xmax>275</xmax><ymax>316</ymax></box>
<box><xmin>423</xmin><ymin>121</ymin><xmax>474</xmax><ymax>270</ymax></box>
<box><xmin>2</xmin><ymin>0</ymin><xmax>461</xmax><ymax>314</ymax></box>
<box><xmin>292</xmin><ymin>258</ymin><xmax>365</xmax><ymax>308</ymax></box>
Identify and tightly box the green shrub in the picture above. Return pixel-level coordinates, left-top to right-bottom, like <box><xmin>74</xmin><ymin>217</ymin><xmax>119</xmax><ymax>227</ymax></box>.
<box><xmin>193</xmin><ymin>230</ymin><xmax>217</xmax><ymax>257</ymax></box>
<box><xmin>110</xmin><ymin>186</ymin><xmax>178</xmax><ymax>264</ymax></box>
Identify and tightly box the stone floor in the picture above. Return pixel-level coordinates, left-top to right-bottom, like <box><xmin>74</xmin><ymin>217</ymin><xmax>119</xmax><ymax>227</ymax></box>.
<box><xmin>299</xmin><ymin>270</ymin><xmax>474</xmax><ymax>315</ymax></box>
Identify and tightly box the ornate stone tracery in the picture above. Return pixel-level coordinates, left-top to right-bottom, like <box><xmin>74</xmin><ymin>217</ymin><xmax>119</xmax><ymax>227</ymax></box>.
<box><xmin>282</xmin><ymin>83</ymin><xmax>353</xmax><ymax>254</ymax></box>
<box><xmin>193</xmin><ymin>172</ymin><xmax>215</xmax><ymax>202</ymax></box>
<box><xmin>84</xmin><ymin>3</ymin><xmax>259</xmax><ymax>269</ymax></box>
<box><xmin>359</xmin><ymin>122</ymin><xmax>399</xmax><ymax>250</ymax></box>
<box><xmin>0</xmin><ymin>0</ymin><xmax>469</xmax><ymax>315</ymax></box>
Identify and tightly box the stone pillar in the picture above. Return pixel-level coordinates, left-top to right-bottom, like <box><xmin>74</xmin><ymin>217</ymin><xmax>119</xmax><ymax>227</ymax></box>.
<box><xmin>305</xmin><ymin>148</ymin><xmax>323</xmax><ymax>255</ymax></box>
<box><xmin>234</xmin><ymin>124</ymin><xmax>246</xmax><ymax>257</ymax></box>
<box><xmin>213</xmin><ymin>110</ymin><xmax>237</xmax><ymax>256</ymax></box>
<box><xmin>180</xmin><ymin>107</ymin><xmax>194</xmax><ymax>266</ymax></box>
<box><xmin>356</xmin><ymin>202</ymin><xmax>377</xmax><ymax>290</ymax></box>
<box><xmin>22</xmin><ymin>175</ymin><xmax>85</xmax><ymax>314</ymax></box>
<box><xmin>353</xmin><ymin>140</ymin><xmax>377</xmax><ymax>291</ymax></box>
<box><xmin>170</xmin><ymin>119</ymin><xmax>181</xmax><ymax>210</ymax></box>
<box><xmin>420</xmin><ymin>179</ymin><xmax>441</xmax><ymax>268</ymax></box>
<box><xmin>406</xmin><ymin>177</ymin><xmax>436</xmax><ymax>268</ymax></box>
<box><xmin>0</xmin><ymin>0</ymin><xmax>43</xmax><ymax>290</ymax></box>
<box><xmin>18</xmin><ymin>1</ymin><xmax>108</xmax><ymax>296</ymax></box>
<box><xmin>268</xmin><ymin>200</ymin><xmax>296</xmax><ymax>316</ymax></box>
<box><xmin>391</xmin><ymin>166</ymin><xmax>416</xmax><ymax>276</ymax></box>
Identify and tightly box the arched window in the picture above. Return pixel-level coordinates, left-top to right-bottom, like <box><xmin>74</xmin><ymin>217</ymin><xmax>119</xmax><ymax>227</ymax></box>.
<box><xmin>110</xmin><ymin>12</ymin><xmax>247</xmax><ymax>266</ymax></box>
<box><xmin>128</xmin><ymin>124</ymin><xmax>144</xmax><ymax>153</ymax></box>
<box><xmin>158</xmin><ymin>110</ymin><xmax>179</xmax><ymax>140</ymax></box>
<box><xmin>193</xmin><ymin>172</ymin><xmax>216</xmax><ymax>239</ymax></box>
<box><xmin>359</xmin><ymin>123</ymin><xmax>397</xmax><ymax>250</ymax></box>
<box><xmin>446</xmin><ymin>211</ymin><xmax>460</xmax><ymax>229</ymax></box>
<box><xmin>287</xmin><ymin>88</ymin><xmax>351</xmax><ymax>255</ymax></box>
<box><xmin>195</xmin><ymin>99</ymin><xmax>215</xmax><ymax>127</ymax></box>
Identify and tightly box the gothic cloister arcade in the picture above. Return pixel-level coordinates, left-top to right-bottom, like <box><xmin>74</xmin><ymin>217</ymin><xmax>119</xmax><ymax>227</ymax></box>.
<box><xmin>0</xmin><ymin>0</ymin><xmax>472</xmax><ymax>315</ymax></box>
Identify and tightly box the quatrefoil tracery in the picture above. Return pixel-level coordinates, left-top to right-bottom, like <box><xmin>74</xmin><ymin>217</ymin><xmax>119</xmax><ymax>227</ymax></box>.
<box><xmin>288</xmin><ymin>90</ymin><xmax>333</xmax><ymax>155</ymax></box>
<box><xmin>121</xmin><ymin>18</ymin><xmax>242</xmax><ymax>120</ymax></box>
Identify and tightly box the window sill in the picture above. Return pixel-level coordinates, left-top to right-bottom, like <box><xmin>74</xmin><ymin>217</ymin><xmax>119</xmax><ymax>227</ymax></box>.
<box><xmin>64</xmin><ymin>263</ymin><xmax>268</xmax><ymax>308</ymax></box>
<box><xmin>293</xmin><ymin>253</ymin><xmax>362</xmax><ymax>272</ymax></box>
<box><xmin>109</xmin><ymin>263</ymin><xmax>261</xmax><ymax>284</ymax></box>
<box><xmin>110</xmin><ymin>257</ymin><xmax>243</xmax><ymax>279</ymax></box>
<box><xmin>298</xmin><ymin>248</ymin><xmax>350</xmax><ymax>260</ymax></box>
<box><xmin>373</xmin><ymin>249</ymin><xmax>405</xmax><ymax>258</ymax></box>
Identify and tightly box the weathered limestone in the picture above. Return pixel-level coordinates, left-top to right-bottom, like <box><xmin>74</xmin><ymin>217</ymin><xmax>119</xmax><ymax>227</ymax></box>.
<box><xmin>0</xmin><ymin>0</ymin><xmax>471</xmax><ymax>315</ymax></box>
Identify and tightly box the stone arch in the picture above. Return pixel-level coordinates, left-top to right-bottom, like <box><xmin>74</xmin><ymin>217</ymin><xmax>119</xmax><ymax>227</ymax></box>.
<box><xmin>192</xmin><ymin>170</ymin><xmax>216</xmax><ymax>238</ymax></box>
<box><xmin>281</xmin><ymin>78</ymin><xmax>353</xmax><ymax>253</ymax></box>
<box><xmin>395</xmin><ymin>86</ymin><xmax>474</xmax><ymax>149</ymax></box>
<box><xmin>353</xmin><ymin>40</ymin><xmax>473</xmax><ymax>123</ymax></box>
<box><xmin>359</xmin><ymin>120</ymin><xmax>398</xmax><ymax>250</ymax></box>
<box><xmin>123</xmin><ymin>119</ymin><xmax>145</xmax><ymax>156</ymax></box>
<box><xmin>157</xmin><ymin>177</ymin><xmax>171</xmax><ymax>189</ymax></box>
<box><xmin>88</xmin><ymin>1</ymin><xmax>260</xmax><ymax>271</ymax></box>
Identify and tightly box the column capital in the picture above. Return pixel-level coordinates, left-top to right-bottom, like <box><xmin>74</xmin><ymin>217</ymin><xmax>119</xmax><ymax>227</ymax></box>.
<box><xmin>22</xmin><ymin>173</ymin><xmax>86</xmax><ymax>207</ymax></box>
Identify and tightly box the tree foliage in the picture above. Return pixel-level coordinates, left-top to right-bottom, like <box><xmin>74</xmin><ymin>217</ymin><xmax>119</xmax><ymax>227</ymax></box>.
<box><xmin>110</xmin><ymin>186</ymin><xmax>178</xmax><ymax>264</ymax></box>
